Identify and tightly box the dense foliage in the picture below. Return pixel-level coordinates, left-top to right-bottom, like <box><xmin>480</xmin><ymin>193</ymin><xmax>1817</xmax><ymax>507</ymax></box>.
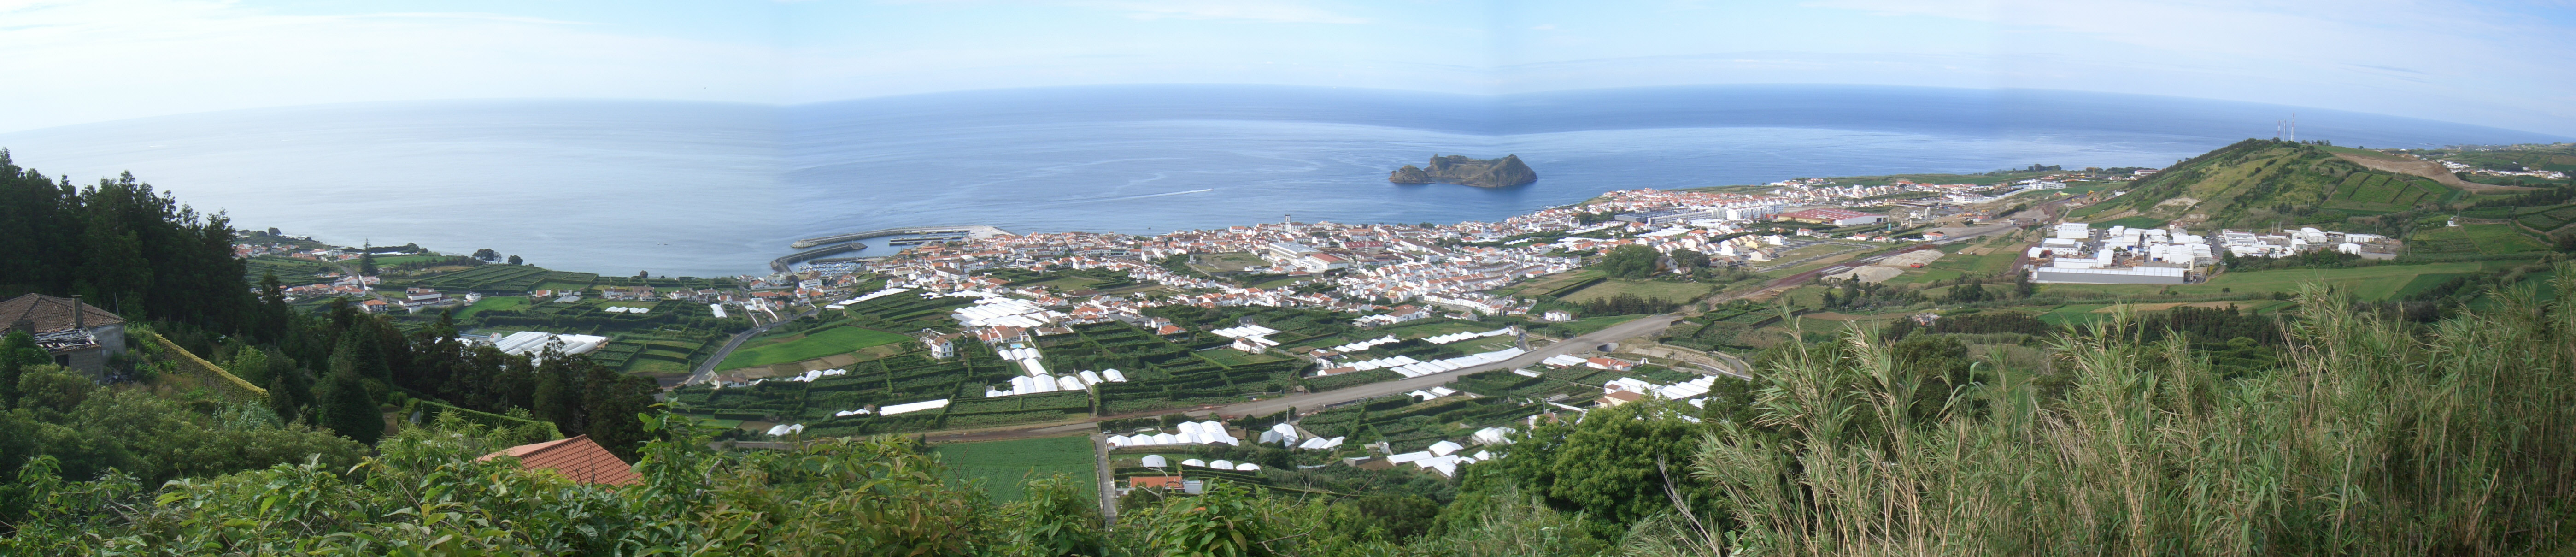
<box><xmin>0</xmin><ymin>151</ymin><xmax>250</xmax><ymax>331</ymax></box>
<box><xmin>9</xmin><ymin>273</ymin><xmax>2573</xmax><ymax>555</ymax></box>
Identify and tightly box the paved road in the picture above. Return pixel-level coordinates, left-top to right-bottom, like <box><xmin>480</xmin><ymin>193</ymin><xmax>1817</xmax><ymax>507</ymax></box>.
<box><xmin>1213</xmin><ymin>314</ymin><xmax>1684</xmax><ymax>416</ymax></box>
<box><xmin>684</xmin><ymin>307</ymin><xmax>820</xmax><ymax>386</ymax></box>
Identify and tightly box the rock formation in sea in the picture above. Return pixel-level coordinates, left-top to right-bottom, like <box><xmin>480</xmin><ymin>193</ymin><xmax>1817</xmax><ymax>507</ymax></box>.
<box><xmin>1387</xmin><ymin>154</ymin><xmax>1537</xmax><ymax>188</ymax></box>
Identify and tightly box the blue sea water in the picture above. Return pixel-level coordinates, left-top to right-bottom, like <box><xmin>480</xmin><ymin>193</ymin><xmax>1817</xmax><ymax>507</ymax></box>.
<box><xmin>1</xmin><ymin>84</ymin><xmax>2563</xmax><ymax>277</ymax></box>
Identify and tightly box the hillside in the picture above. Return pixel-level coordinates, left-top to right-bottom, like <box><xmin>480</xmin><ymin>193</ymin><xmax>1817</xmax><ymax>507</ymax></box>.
<box><xmin>2091</xmin><ymin>139</ymin><xmax>2453</xmax><ymax>230</ymax></box>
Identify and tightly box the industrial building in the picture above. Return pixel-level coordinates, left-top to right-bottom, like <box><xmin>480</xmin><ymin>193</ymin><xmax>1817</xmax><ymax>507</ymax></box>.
<box><xmin>1614</xmin><ymin>208</ymin><xmax>1719</xmax><ymax>225</ymax></box>
<box><xmin>2031</xmin><ymin>266</ymin><xmax>2188</xmax><ymax>284</ymax></box>
<box><xmin>1779</xmin><ymin>208</ymin><xmax>1889</xmax><ymax>225</ymax></box>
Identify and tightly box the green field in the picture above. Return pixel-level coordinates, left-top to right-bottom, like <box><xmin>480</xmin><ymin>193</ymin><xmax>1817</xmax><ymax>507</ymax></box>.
<box><xmin>2392</xmin><ymin>273</ymin><xmax>2477</xmax><ymax>299</ymax></box>
<box><xmin>2411</xmin><ymin>224</ymin><xmax>2550</xmax><ymax>255</ymax></box>
<box><xmin>1561</xmin><ymin>278</ymin><xmax>1714</xmax><ymax>303</ymax></box>
<box><xmin>930</xmin><ymin>436</ymin><xmax>1096</xmax><ymax>503</ymax></box>
<box><xmin>1499</xmin><ymin>269</ymin><xmax>1602</xmax><ymax>297</ymax></box>
<box><xmin>1198</xmin><ymin>349</ymin><xmax>1291</xmax><ymax>367</ymax></box>
<box><xmin>2091</xmin><ymin>216</ymin><xmax>2169</xmax><ymax>230</ymax></box>
<box><xmin>716</xmin><ymin>326</ymin><xmax>912</xmax><ymax>369</ymax></box>
<box><xmin>2041</xmin><ymin>261</ymin><xmax>2492</xmax><ymax>301</ymax></box>
<box><xmin>1914</xmin><ymin>248</ymin><xmax>2020</xmax><ymax>279</ymax></box>
<box><xmin>452</xmin><ymin>296</ymin><xmax>526</xmax><ymax>320</ymax></box>
<box><xmin>370</xmin><ymin>254</ymin><xmax>448</xmax><ymax>267</ymax></box>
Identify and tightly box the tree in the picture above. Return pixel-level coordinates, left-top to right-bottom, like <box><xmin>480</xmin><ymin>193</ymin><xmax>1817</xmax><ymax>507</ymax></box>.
<box><xmin>1944</xmin><ymin>281</ymin><xmax>1991</xmax><ymax>303</ymax></box>
<box><xmin>223</xmin><ymin>345</ymin><xmax>271</xmax><ymax>387</ymax></box>
<box><xmin>321</xmin><ymin>333</ymin><xmax>386</xmax><ymax>444</ymax></box>
<box><xmin>636</xmin><ymin>270</ymin><xmax>651</xmax><ymax>280</ymax></box>
<box><xmin>317</xmin><ymin>368</ymin><xmax>382</xmax><ymax>444</ymax></box>
<box><xmin>358</xmin><ymin>251</ymin><xmax>379</xmax><ymax>276</ymax></box>
<box><xmin>506</xmin><ymin>255</ymin><xmax>523</xmax><ymax>265</ymax></box>
<box><xmin>1670</xmin><ymin>248</ymin><xmax>1709</xmax><ymax>272</ymax></box>
<box><xmin>266</xmin><ymin>364</ymin><xmax>308</xmax><ymax>424</ymax></box>
<box><xmin>471</xmin><ymin>248</ymin><xmax>499</xmax><ymax>261</ymax></box>
<box><xmin>14</xmin><ymin>364</ymin><xmax>95</xmax><ymax>418</ymax></box>
<box><xmin>1599</xmin><ymin>245</ymin><xmax>1661</xmax><ymax>279</ymax></box>
<box><xmin>1495</xmin><ymin>399</ymin><xmax>1715</xmax><ymax>528</ymax></box>
<box><xmin>580</xmin><ymin>356</ymin><xmax>657</xmax><ymax>461</ymax></box>
<box><xmin>0</xmin><ymin>330</ymin><xmax>47</xmax><ymax>408</ymax></box>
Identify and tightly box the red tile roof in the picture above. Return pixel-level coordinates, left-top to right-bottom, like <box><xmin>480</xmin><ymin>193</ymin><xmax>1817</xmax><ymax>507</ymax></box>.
<box><xmin>478</xmin><ymin>435</ymin><xmax>639</xmax><ymax>486</ymax></box>
<box><xmin>0</xmin><ymin>294</ymin><xmax>124</xmax><ymax>333</ymax></box>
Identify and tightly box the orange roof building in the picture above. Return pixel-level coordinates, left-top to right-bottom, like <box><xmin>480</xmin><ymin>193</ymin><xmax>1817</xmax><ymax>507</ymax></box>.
<box><xmin>1128</xmin><ymin>475</ymin><xmax>1185</xmax><ymax>489</ymax></box>
<box><xmin>477</xmin><ymin>435</ymin><xmax>640</xmax><ymax>486</ymax></box>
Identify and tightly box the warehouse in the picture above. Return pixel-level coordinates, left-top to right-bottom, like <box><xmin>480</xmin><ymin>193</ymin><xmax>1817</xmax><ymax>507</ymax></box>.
<box><xmin>2030</xmin><ymin>266</ymin><xmax>2188</xmax><ymax>284</ymax></box>
<box><xmin>1613</xmin><ymin>207</ymin><xmax>1719</xmax><ymax>225</ymax></box>
<box><xmin>1778</xmin><ymin>208</ymin><xmax>1888</xmax><ymax>225</ymax></box>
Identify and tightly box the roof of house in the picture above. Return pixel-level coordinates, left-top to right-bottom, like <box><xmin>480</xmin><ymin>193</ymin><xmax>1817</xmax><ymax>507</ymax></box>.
<box><xmin>476</xmin><ymin>434</ymin><xmax>640</xmax><ymax>486</ymax></box>
<box><xmin>0</xmin><ymin>294</ymin><xmax>124</xmax><ymax>333</ymax></box>
<box><xmin>1128</xmin><ymin>475</ymin><xmax>1186</xmax><ymax>488</ymax></box>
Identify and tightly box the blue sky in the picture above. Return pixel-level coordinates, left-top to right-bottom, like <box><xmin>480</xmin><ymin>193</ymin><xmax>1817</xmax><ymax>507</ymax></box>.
<box><xmin>5</xmin><ymin>0</ymin><xmax>2573</xmax><ymax>135</ymax></box>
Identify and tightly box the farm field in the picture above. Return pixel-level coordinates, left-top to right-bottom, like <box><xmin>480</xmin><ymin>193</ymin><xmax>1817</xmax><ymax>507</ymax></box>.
<box><xmin>2041</xmin><ymin>261</ymin><xmax>2491</xmax><ymax>301</ymax></box>
<box><xmin>1561</xmin><ymin>278</ymin><xmax>1714</xmax><ymax>303</ymax></box>
<box><xmin>2092</xmin><ymin>216</ymin><xmax>2169</xmax><ymax>229</ymax></box>
<box><xmin>1501</xmin><ymin>269</ymin><xmax>1604</xmax><ymax>297</ymax></box>
<box><xmin>930</xmin><ymin>436</ymin><xmax>1096</xmax><ymax>503</ymax></box>
<box><xmin>716</xmin><ymin>326</ymin><xmax>912</xmax><ymax>370</ymax></box>
<box><xmin>370</xmin><ymin>254</ymin><xmax>447</xmax><ymax>267</ymax></box>
<box><xmin>242</xmin><ymin>256</ymin><xmax>340</xmax><ymax>286</ymax></box>
<box><xmin>452</xmin><ymin>296</ymin><xmax>526</xmax><ymax>321</ymax></box>
<box><xmin>1193</xmin><ymin>252</ymin><xmax>1269</xmax><ymax>272</ymax></box>
<box><xmin>1197</xmin><ymin>349</ymin><xmax>1292</xmax><ymax>367</ymax></box>
<box><xmin>2324</xmin><ymin>172</ymin><xmax>2450</xmax><ymax>213</ymax></box>
<box><xmin>2410</xmin><ymin>224</ymin><xmax>2550</xmax><ymax>255</ymax></box>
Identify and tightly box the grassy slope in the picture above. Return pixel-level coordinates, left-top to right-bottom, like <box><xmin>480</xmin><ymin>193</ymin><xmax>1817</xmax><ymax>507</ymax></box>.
<box><xmin>2112</xmin><ymin>139</ymin><xmax>2447</xmax><ymax>229</ymax></box>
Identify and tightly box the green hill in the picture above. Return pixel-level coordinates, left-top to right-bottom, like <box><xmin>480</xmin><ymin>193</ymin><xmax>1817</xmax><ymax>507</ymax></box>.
<box><xmin>2090</xmin><ymin>139</ymin><xmax>2452</xmax><ymax>230</ymax></box>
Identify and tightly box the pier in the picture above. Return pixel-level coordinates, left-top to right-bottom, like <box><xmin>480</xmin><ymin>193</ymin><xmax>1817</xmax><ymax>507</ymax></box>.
<box><xmin>767</xmin><ymin>242</ymin><xmax>870</xmax><ymax>273</ymax></box>
<box><xmin>787</xmin><ymin>225</ymin><xmax>1011</xmax><ymax>249</ymax></box>
<box><xmin>770</xmin><ymin>225</ymin><xmax>1011</xmax><ymax>273</ymax></box>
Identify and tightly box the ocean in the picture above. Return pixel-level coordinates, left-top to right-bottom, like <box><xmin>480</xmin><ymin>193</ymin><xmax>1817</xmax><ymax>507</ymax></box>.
<box><xmin>2</xmin><ymin>84</ymin><xmax>2562</xmax><ymax>277</ymax></box>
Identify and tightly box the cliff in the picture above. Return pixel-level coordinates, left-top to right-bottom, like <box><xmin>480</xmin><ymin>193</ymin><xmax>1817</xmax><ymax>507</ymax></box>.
<box><xmin>1389</xmin><ymin>154</ymin><xmax>1537</xmax><ymax>188</ymax></box>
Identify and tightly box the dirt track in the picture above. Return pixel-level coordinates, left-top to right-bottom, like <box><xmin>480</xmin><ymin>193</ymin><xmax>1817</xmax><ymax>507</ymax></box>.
<box><xmin>2331</xmin><ymin>153</ymin><xmax>2534</xmax><ymax>193</ymax></box>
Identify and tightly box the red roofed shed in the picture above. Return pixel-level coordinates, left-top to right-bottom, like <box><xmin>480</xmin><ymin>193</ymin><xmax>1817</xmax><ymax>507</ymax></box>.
<box><xmin>478</xmin><ymin>435</ymin><xmax>640</xmax><ymax>486</ymax></box>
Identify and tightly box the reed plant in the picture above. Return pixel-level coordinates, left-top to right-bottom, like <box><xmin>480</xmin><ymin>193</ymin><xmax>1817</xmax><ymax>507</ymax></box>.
<box><xmin>1693</xmin><ymin>262</ymin><xmax>2576</xmax><ymax>556</ymax></box>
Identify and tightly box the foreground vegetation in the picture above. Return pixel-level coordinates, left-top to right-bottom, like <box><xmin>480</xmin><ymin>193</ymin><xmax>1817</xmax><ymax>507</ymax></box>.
<box><xmin>3</xmin><ymin>270</ymin><xmax>2570</xmax><ymax>555</ymax></box>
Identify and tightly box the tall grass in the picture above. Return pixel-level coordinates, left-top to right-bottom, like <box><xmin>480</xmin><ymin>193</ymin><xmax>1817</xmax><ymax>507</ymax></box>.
<box><xmin>1694</xmin><ymin>262</ymin><xmax>2576</xmax><ymax>556</ymax></box>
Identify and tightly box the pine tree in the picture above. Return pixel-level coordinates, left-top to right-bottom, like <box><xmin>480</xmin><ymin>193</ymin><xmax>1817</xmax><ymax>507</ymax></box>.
<box><xmin>266</xmin><ymin>366</ymin><xmax>303</xmax><ymax>424</ymax></box>
<box><xmin>317</xmin><ymin>369</ymin><xmax>381</xmax><ymax>444</ymax></box>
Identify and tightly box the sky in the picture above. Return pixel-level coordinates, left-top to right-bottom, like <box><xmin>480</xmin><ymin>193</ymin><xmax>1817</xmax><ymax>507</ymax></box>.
<box><xmin>4</xmin><ymin>0</ymin><xmax>2574</xmax><ymax>136</ymax></box>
